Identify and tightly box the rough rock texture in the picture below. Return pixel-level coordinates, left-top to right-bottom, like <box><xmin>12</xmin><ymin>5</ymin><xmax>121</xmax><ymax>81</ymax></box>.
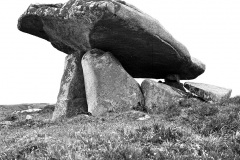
<box><xmin>18</xmin><ymin>0</ymin><xmax>205</xmax><ymax>80</ymax></box>
<box><xmin>52</xmin><ymin>52</ymin><xmax>87</xmax><ymax>120</ymax></box>
<box><xmin>164</xmin><ymin>74</ymin><xmax>185</xmax><ymax>92</ymax></box>
<box><xmin>141</xmin><ymin>79</ymin><xmax>183</xmax><ymax>114</ymax></box>
<box><xmin>164</xmin><ymin>80</ymin><xmax>186</xmax><ymax>92</ymax></box>
<box><xmin>82</xmin><ymin>49</ymin><xmax>144</xmax><ymax>116</ymax></box>
<box><xmin>184</xmin><ymin>82</ymin><xmax>232</xmax><ymax>103</ymax></box>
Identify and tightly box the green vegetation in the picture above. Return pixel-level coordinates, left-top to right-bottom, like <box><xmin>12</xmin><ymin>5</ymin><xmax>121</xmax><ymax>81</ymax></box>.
<box><xmin>1</xmin><ymin>97</ymin><xmax>240</xmax><ymax>159</ymax></box>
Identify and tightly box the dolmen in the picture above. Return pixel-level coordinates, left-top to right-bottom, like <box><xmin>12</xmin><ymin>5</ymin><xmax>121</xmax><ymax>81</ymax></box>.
<box><xmin>18</xmin><ymin>0</ymin><xmax>231</xmax><ymax>120</ymax></box>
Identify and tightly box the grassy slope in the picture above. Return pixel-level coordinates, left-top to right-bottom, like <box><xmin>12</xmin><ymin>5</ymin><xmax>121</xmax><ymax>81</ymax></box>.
<box><xmin>0</xmin><ymin>103</ymin><xmax>51</xmax><ymax>121</ymax></box>
<box><xmin>1</xmin><ymin>97</ymin><xmax>240</xmax><ymax>160</ymax></box>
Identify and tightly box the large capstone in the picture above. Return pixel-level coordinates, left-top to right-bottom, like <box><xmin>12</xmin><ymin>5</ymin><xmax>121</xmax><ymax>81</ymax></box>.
<box><xmin>141</xmin><ymin>79</ymin><xmax>184</xmax><ymax>113</ymax></box>
<box><xmin>82</xmin><ymin>49</ymin><xmax>144</xmax><ymax>116</ymax></box>
<box><xmin>18</xmin><ymin>0</ymin><xmax>205</xmax><ymax>80</ymax></box>
<box><xmin>184</xmin><ymin>82</ymin><xmax>232</xmax><ymax>103</ymax></box>
<box><xmin>52</xmin><ymin>52</ymin><xmax>87</xmax><ymax>120</ymax></box>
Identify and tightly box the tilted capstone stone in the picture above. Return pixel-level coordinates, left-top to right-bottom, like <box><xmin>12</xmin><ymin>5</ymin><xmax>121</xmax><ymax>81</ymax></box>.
<box><xmin>18</xmin><ymin>0</ymin><xmax>205</xmax><ymax>80</ymax></box>
<box><xmin>82</xmin><ymin>49</ymin><xmax>144</xmax><ymax>116</ymax></box>
<box><xmin>184</xmin><ymin>82</ymin><xmax>232</xmax><ymax>103</ymax></box>
<box><xmin>52</xmin><ymin>52</ymin><xmax>88</xmax><ymax>120</ymax></box>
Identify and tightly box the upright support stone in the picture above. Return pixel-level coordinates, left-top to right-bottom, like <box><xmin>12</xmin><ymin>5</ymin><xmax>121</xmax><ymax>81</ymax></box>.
<box><xmin>52</xmin><ymin>52</ymin><xmax>87</xmax><ymax>120</ymax></box>
<box><xmin>164</xmin><ymin>74</ymin><xmax>186</xmax><ymax>92</ymax></box>
<box><xmin>82</xmin><ymin>49</ymin><xmax>144</xmax><ymax>116</ymax></box>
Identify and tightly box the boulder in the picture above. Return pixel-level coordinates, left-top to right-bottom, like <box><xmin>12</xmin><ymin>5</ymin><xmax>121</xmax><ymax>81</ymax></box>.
<box><xmin>141</xmin><ymin>79</ymin><xmax>183</xmax><ymax>113</ymax></box>
<box><xmin>18</xmin><ymin>0</ymin><xmax>205</xmax><ymax>80</ymax></box>
<box><xmin>184</xmin><ymin>82</ymin><xmax>232</xmax><ymax>103</ymax></box>
<box><xmin>52</xmin><ymin>52</ymin><xmax>87</xmax><ymax>120</ymax></box>
<box><xmin>82</xmin><ymin>49</ymin><xmax>144</xmax><ymax>116</ymax></box>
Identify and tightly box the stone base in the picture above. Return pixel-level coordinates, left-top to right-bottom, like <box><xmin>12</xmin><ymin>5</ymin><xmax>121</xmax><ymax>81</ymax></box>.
<box><xmin>163</xmin><ymin>75</ymin><xmax>186</xmax><ymax>92</ymax></box>
<box><xmin>52</xmin><ymin>53</ymin><xmax>87</xmax><ymax>120</ymax></box>
<box><xmin>82</xmin><ymin>49</ymin><xmax>144</xmax><ymax>116</ymax></box>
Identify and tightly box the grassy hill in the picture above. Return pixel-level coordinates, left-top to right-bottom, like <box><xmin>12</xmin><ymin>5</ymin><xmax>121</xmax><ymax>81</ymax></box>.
<box><xmin>0</xmin><ymin>103</ymin><xmax>51</xmax><ymax>121</ymax></box>
<box><xmin>1</xmin><ymin>97</ymin><xmax>240</xmax><ymax>159</ymax></box>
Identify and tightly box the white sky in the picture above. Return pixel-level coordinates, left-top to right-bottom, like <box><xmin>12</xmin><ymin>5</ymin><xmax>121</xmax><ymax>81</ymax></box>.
<box><xmin>0</xmin><ymin>0</ymin><xmax>240</xmax><ymax>104</ymax></box>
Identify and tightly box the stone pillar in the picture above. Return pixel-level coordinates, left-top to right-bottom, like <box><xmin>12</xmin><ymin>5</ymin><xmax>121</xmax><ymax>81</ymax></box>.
<box><xmin>82</xmin><ymin>49</ymin><xmax>144</xmax><ymax>116</ymax></box>
<box><xmin>164</xmin><ymin>74</ymin><xmax>186</xmax><ymax>92</ymax></box>
<box><xmin>52</xmin><ymin>52</ymin><xmax>88</xmax><ymax>120</ymax></box>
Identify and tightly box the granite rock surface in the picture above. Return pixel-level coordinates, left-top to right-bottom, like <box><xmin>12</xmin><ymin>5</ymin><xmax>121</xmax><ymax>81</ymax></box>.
<box><xmin>52</xmin><ymin>52</ymin><xmax>88</xmax><ymax>120</ymax></box>
<box><xmin>141</xmin><ymin>79</ymin><xmax>183</xmax><ymax>114</ymax></box>
<box><xmin>82</xmin><ymin>49</ymin><xmax>144</xmax><ymax>116</ymax></box>
<box><xmin>184</xmin><ymin>82</ymin><xmax>232</xmax><ymax>103</ymax></box>
<box><xmin>18</xmin><ymin>0</ymin><xmax>205</xmax><ymax>80</ymax></box>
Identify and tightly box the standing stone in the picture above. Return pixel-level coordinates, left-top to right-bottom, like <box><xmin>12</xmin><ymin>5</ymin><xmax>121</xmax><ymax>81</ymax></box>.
<box><xmin>82</xmin><ymin>49</ymin><xmax>144</xmax><ymax>116</ymax></box>
<box><xmin>52</xmin><ymin>52</ymin><xmax>87</xmax><ymax>120</ymax></box>
<box><xmin>141</xmin><ymin>79</ymin><xmax>183</xmax><ymax>114</ymax></box>
<box><xmin>164</xmin><ymin>74</ymin><xmax>186</xmax><ymax>92</ymax></box>
<box><xmin>184</xmin><ymin>82</ymin><xmax>232</xmax><ymax>103</ymax></box>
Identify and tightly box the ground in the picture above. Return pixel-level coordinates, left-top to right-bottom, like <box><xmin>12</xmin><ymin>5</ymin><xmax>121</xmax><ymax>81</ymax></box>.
<box><xmin>1</xmin><ymin>96</ymin><xmax>240</xmax><ymax>160</ymax></box>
